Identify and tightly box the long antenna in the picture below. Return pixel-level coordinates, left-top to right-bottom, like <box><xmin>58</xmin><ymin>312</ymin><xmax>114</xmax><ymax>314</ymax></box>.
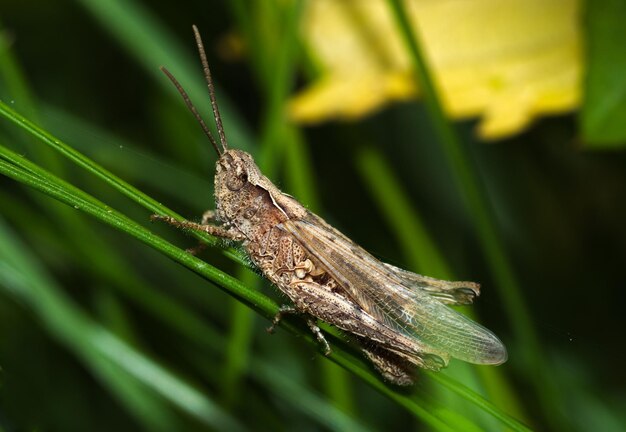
<box><xmin>192</xmin><ymin>24</ymin><xmax>228</xmax><ymax>152</ymax></box>
<box><xmin>160</xmin><ymin>66</ymin><xmax>221</xmax><ymax>155</ymax></box>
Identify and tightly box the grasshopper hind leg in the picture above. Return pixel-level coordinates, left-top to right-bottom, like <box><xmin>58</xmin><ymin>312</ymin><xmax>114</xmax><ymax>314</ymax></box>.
<box><xmin>358</xmin><ymin>339</ymin><xmax>416</xmax><ymax>386</ymax></box>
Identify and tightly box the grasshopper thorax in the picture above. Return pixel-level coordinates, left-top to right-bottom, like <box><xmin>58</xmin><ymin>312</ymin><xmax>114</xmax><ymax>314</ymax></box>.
<box><xmin>214</xmin><ymin>149</ymin><xmax>286</xmax><ymax>239</ymax></box>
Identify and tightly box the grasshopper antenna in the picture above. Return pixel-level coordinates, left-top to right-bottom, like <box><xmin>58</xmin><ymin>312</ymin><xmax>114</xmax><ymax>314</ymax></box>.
<box><xmin>192</xmin><ymin>24</ymin><xmax>228</xmax><ymax>152</ymax></box>
<box><xmin>160</xmin><ymin>66</ymin><xmax>222</xmax><ymax>156</ymax></box>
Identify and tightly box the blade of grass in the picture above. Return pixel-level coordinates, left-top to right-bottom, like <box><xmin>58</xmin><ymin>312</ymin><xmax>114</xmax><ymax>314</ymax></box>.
<box><xmin>356</xmin><ymin>145</ymin><xmax>525</xmax><ymax>424</ymax></box>
<box><xmin>0</xmin><ymin>88</ymin><xmax>530</xmax><ymax>431</ymax></box>
<box><xmin>0</xmin><ymin>100</ymin><xmax>180</xmax><ymax>215</ymax></box>
<box><xmin>0</xmin><ymin>22</ymin><xmax>37</xmax><ymax>124</ymax></box>
<box><xmin>0</xmin><ymin>140</ymin><xmax>529</xmax><ymax>431</ymax></box>
<box><xmin>0</xmin><ymin>24</ymin><xmax>149</xmax><ymax>312</ymax></box>
<box><xmin>427</xmin><ymin>371</ymin><xmax>532</xmax><ymax>432</ymax></box>
<box><xmin>220</xmin><ymin>268</ymin><xmax>258</xmax><ymax>408</ymax></box>
<box><xmin>356</xmin><ymin>145</ymin><xmax>451</xmax><ymax>278</ymax></box>
<box><xmin>249</xmin><ymin>0</ymin><xmax>349</xmax><ymax>410</ymax></box>
<box><xmin>0</xmin><ymin>146</ymin><xmax>356</xmax><ymax>430</ymax></box>
<box><xmin>0</xmin><ymin>100</ymin><xmax>245</xmax><ymax>265</ymax></box>
<box><xmin>0</xmin><ymin>36</ymin><xmax>225</xmax><ymax>372</ymax></box>
<box><xmin>225</xmin><ymin>0</ymin><xmax>330</xmax><ymax>409</ymax></box>
<box><xmin>0</xmin><ymin>142</ymin><xmax>225</xmax><ymax>351</ymax></box>
<box><xmin>254</xmin><ymin>361</ymin><xmax>371</xmax><ymax>432</ymax></box>
<box><xmin>1</xmin><ymin>137</ymin><xmax>224</xmax><ymax>365</ymax></box>
<box><xmin>0</xmin><ymin>157</ymin><xmax>273</xmax><ymax>315</ymax></box>
<box><xmin>257</xmin><ymin>0</ymin><xmax>305</xmax><ymax>174</ymax></box>
<box><xmin>40</xmin><ymin>103</ymin><xmax>213</xmax><ymax>208</ymax></box>
<box><xmin>0</xmin><ymin>219</ymin><xmax>244</xmax><ymax>432</ymax></box>
<box><xmin>386</xmin><ymin>0</ymin><xmax>562</xmax><ymax>428</ymax></box>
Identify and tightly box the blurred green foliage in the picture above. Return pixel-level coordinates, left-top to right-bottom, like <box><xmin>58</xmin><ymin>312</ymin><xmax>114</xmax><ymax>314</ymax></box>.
<box><xmin>581</xmin><ymin>0</ymin><xmax>626</xmax><ymax>146</ymax></box>
<box><xmin>0</xmin><ymin>1</ymin><xmax>625</xmax><ymax>431</ymax></box>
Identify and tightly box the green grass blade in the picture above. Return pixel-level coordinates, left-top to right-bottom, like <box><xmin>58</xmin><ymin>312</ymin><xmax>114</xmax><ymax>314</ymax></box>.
<box><xmin>257</xmin><ymin>0</ymin><xmax>305</xmax><ymax>173</ymax></box>
<box><xmin>0</xmin><ymin>25</ymin><xmax>37</xmax><ymax>123</ymax></box>
<box><xmin>0</xmin><ymin>137</ymin><xmax>528</xmax><ymax>430</ymax></box>
<box><xmin>226</xmin><ymin>0</ymin><xmax>327</xmax><ymax>407</ymax></box>
<box><xmin>254</xmin><ymin>361</ymin><xmax>371</xmax><ymax>432</ymax></box>
<box><xmin>0</xmin><ymin>79</ymin><xmax>529</xmax><ymax>431</ymax></box>
<box><xmin>0</xmin><ymin>100</ymin><xmax>174</xmax><ymax>215</ymax></box>
<box><xmin>0</xmin><ymin>140</ymin><xmax>228</xmax><ymax>355</ymax></box>
<box><xmin>0</xmin><ymin>157</ymin><xmax>273</xmax><ymax>315</ymax></box>
<box><xmin>356</xmin><ymin>144</ymin><xmax>525</xmax><ymax>420</ymax></box>
<box><xmin>220</xmin><ymin>269</ymin><xmax>258</xmax><ymax>408</ymax></box>
<box><xmin>0</xmin><ymin>36</ymin><xmax>219</xmax><ymax>366</ymax></box>
<box><xmin>0</xmin><ymin>219</ymin><xmax>244</xmax><ymax>432</ymax></box>
<box><xmin>356</xmin><ymin>145</ymin><xmax>452</xmax><ymax>278</ymax></box>
<box><xmin>40</xmin><ymin>103</ymin><xmax>213</xmax><ymax>208</ymax></box>
<box><xmin>427</xmin><ymin>372</ymin><xmax>532</xmax><ymax>432</ymax></box>
<box><xmin>0</xmin><ymin>100</ymin><xmax>245</xmax><ymax>264</ymax></box>
<box><xmin>581</xmin><ymin>0</ymin><xmax>626</xmax><ymax>147</ymax></box>
<box><xmin>243</xmin><ymin>0</ymin><xmax>344</xmax><ymax>406</ymax></box>
<box><xmin>386</xmin><ymin>0</ymin><xmax>562</xmax><ymax>428</ymax></box>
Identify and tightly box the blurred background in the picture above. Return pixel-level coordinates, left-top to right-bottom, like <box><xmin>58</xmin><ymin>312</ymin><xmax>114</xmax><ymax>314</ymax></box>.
<box><xmin>1</xmin><ymin>0</ymin><xmax>625</xmax><ymax>431</ymax></box>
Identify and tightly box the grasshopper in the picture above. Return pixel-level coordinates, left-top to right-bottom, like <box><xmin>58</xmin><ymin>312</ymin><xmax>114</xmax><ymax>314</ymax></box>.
<box><xmin>152</xmin><ymin>26</ymin><xmax>507</xmax><ymax>385</ymax></box>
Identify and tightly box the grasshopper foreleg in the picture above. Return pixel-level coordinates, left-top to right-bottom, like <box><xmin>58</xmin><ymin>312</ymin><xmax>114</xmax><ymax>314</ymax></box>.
<box><xmin>150</xmin><ymin>214</ymin><xmax>245</xmax><ymax>242</ymax></box>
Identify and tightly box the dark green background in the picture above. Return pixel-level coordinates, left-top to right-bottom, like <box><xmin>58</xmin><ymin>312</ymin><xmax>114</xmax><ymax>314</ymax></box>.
<box><xmin>1</xmin><ymin>1</ymin><xmax>625</xmax><ymax>431</ymax></box>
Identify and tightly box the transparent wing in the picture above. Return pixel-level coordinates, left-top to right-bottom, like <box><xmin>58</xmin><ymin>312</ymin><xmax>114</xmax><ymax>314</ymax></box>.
<box><xmin>280</xmin><ymin>212</ymin><xmax>507</xmax><ymax>365</ymax></box>
<box><xmin>381</xmin><ymin>262</ymin><xmax>480</xmax><ymax>306</ymax></box>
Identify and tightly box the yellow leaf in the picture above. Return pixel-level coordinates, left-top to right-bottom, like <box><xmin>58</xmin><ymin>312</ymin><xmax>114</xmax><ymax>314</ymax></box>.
<box><xmin>289</xmin><ymin>0</ymin><xmax>582</xmax><ymax>140</ymax></box>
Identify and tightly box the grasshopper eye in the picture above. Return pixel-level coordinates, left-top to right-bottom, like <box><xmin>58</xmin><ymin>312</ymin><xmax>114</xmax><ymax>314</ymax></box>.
<box><xmin>226</xmin><ymin>172</ymin><xmax>247</xmax><ymax>191</ymax></box>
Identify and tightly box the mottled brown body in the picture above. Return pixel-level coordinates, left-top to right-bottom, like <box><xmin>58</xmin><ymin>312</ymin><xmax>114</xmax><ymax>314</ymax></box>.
<box><xmin>157</xmin><ymin>148</ymin><xmax>505</xmax><ymax>384</ymax></box>
<box><xmin>214</xmin><ymin>151</ymin><xmax>443</xmax><ymax>383</ymax></box>
<box><xmin>153</xmin><ymin>25</ymin><xmax>507</xmax><ymax>385</ymax></box>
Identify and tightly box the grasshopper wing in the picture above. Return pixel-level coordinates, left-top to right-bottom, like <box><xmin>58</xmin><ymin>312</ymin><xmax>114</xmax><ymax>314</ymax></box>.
<box><xmin>280</xmin><ymin>212</ymin><xmax>507</xmax><ymax>366</ymax></box>
<box><xmin>381</xmin><ymin>262</ymin><xmax>480</xmax><ymax>306</ymax></box>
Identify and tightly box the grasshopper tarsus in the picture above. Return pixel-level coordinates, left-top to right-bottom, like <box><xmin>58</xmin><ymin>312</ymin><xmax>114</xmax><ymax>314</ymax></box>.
<box><xmin>267</xmin><ymin>305</ymin><xmax>299</xmax><ymax>334</ymax></box>
<box><xmin>305</xmin><ymin>318</ymin><xmax>331</xmax><ymax>356</ymax></box>
<box><xmin>201</xmin><ymin>210</ymin><xmax>217</xmax><ymax>225</ymax></box>
<box><xmin>185</xmin><ymin>243</ymin><xmax>208</xmax><ymax>256</ymax></box>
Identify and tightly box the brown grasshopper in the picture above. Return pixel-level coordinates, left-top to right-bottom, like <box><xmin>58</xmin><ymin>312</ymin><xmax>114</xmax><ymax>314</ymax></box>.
<box><xmin>152</xmin><ymin>25</ymin><xmax>507</xmax><ymax>385</ymax></box>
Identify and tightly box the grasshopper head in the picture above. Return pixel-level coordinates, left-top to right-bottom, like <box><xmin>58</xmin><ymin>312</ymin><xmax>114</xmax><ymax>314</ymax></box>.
<box><xmin>214</xmin><ymin>149</ymin><xmax>263</xmax><ymax>222</ymax></box>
